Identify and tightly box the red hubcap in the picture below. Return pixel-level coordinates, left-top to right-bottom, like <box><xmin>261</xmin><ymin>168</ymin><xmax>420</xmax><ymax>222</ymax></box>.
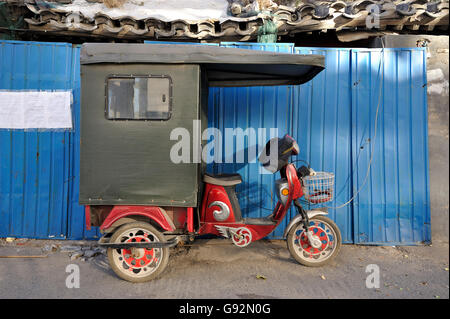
<box><xmin>122</xmin><ymin>236</ymin><xmax>157</xmax><ymax>270</ymax></box>
<box><xmin>296</xmin><ymin>223</ymin><xmax>333</xmax><ymax>258</ymax></box>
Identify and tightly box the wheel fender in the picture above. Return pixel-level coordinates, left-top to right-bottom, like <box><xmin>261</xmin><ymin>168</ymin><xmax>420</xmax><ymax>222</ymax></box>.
<box><xmin>100</xmin><ymin>206</ymin><xmax>176</xmax><ymax>233</ymax></box>
<box><xmin>283</xmin><ymin>210</ymin><xmax>328</xmax><ymax>238</ymax></box>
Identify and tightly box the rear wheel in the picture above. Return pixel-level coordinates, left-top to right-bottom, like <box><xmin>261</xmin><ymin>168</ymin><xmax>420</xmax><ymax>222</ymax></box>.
<box><xmin>107</xmin><ymin>222</ymin><xmax>169</xmax><ymax>283</ymax></box>
<box><xmin>287</xmin><ymin>215</ymin><xmax>341</xmax><ymax>267</ymax></box>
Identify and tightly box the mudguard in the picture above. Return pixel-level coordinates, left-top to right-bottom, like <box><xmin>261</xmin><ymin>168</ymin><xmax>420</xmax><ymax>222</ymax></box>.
<box><xmin>100</xmin><ymin>206</ymin><xmax>176</xmax><ymax>233</ymax></box>
<box><xmin>283</xmin><ymin>210</ymin><xmax>328</xmax><ymax>238</ymax></box>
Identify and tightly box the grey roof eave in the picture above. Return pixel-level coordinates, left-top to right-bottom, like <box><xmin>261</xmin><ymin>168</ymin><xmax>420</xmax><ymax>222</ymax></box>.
<box><xmin>80</xmin><ymin>43</ymin><xmax>325</xmax><ymax>87</ymax></box>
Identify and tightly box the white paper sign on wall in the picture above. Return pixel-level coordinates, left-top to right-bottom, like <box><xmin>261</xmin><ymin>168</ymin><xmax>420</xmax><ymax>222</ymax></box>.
<box><xmin>0</xmin><ymin>91</ymin><xmax>72</xmax><ymax>129</ymax></box>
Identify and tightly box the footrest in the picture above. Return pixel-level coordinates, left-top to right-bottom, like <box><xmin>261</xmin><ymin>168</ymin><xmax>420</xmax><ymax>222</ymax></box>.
<box><xmin>243</xmin><ymin>217</ymin><xmax>277</xmax><ymax>226</ymax></box>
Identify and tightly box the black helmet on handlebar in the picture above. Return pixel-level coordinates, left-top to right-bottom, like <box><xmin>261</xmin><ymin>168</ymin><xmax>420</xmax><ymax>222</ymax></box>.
<box><xmin>258</xmin><ymin>134</ymin><xmax>300</xmax><ymax>173</ymax></box>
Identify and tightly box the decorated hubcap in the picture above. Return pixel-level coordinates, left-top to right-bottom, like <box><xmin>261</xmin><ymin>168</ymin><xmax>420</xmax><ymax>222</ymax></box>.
<box><xmin>231</xmin><ymin>227</ymin><xmax>252</xmax><ymax>247</ymax></box>
<box><xmin>111</xmin><ymin>228</ymin><xmax>163</xmax><ymax>277</ymax></box>
<box><xmin>293</xmin><ymin>220</ymin><xmax>336</xmax><ymax>262</ymax></box>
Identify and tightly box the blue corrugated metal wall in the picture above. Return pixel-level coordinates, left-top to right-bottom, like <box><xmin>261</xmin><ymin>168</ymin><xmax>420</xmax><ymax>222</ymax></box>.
<box><xmin>0</xmin><ymin>40</ymin><xmax>431</xmax><ymax>244</ymax></box>
<box><xmin>207</xmin><ymin>43</ymin><xmax>430</xmax><ymax>244</ymax></box>
<box><xmin>0</xmin><ymin>41</ymin><xmax>73</xmax><ymax>238</ymax></box>
<box><xmin>351</xmin><ymin>49</ymin><xmax>431</xmax><ymax>244</ymax></box>
<box><xmin>0</xmin><ymin>41</ymin><xmax>99</xmax><ymax>239</ymax></box>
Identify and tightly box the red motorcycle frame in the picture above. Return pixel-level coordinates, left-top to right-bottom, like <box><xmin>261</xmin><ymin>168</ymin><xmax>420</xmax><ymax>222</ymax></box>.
<box><xmin>197</xmin><ymin>164</ymin><xmax>301</xmax><ymax>247</ymax></box>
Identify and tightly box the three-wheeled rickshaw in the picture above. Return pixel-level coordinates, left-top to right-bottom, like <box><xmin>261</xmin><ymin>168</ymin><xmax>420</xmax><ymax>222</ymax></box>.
<box><xmin>80</xmin><ymin>43</ymin><xmax>341</xmax><ymax>282</ymax></box>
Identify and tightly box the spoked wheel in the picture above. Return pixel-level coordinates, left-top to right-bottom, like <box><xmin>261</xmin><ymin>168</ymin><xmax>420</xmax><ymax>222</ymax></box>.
<box><xmin>107</xmin><ymin>222</ymin><xmax>169</xmax><ymax>283</ymax></box>
<box><xmin>287</xmin><ymin>215</ymin><xmax>341</xmax><ymax>267</ymax></box>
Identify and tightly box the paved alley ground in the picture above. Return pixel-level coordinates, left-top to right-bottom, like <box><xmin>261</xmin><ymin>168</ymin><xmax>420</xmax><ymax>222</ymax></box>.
<box><xmin>0</xmin><ymin>238</ymin><xmax>448</xmax><ymax>299</ymax></box>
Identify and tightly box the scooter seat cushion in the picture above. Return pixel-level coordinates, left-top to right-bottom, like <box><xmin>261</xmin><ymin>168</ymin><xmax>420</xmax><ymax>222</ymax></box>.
<box><xmin>203</xmin><ymin>173</ymin><xmax>242</xmax><ymax>186</ymax></box>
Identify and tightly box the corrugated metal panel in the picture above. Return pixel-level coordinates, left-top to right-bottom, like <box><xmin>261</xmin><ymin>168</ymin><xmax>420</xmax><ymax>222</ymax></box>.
<box><xmin>0</xmin><ymin>40</ymin><xmax>73</xmax><ymax>238</ymax></box>
<box><xmin>293</xmin><ymin>47</ymin><xmax>353</xmax><ymax>243</ymax></box>
<box><xmin>351</xmin><ymin>48</ymin><xmax>431</xmax><ymax>244</ymax></box>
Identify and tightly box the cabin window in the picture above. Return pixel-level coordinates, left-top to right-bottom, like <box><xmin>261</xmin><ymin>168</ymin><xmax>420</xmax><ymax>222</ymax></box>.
<box><xmin>106</xmin><ymin>75</ymin><xmax>172</xmax><ymax>120</ymax></box>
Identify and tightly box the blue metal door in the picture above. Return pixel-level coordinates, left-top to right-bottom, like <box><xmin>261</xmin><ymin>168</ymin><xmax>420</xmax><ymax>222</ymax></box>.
<box><xmin>351</xmin><ymin>48</ymin><xmax>431</xmax><ymax>244</ymax></box>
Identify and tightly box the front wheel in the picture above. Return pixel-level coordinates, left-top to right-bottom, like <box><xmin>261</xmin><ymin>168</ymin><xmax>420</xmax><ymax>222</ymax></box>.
<box><xmin>107</xmin><ymin>222</ymin><xmax>170</xmax><ymax>283</ymax></box>
<box><xmin>287</xmin><ymin>215</ymin><xmax>341</xmax><ymax>267</ymax></box>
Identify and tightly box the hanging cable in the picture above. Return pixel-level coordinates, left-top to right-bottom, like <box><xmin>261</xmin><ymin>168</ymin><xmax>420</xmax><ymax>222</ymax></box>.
<box><xmin>323</xmin><ymin>38</ymin><xmax>386</xmax><ymax>210</ymax></box>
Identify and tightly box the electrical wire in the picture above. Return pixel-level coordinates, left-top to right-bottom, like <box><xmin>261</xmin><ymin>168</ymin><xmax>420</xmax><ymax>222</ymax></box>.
<box><xmin>323</xmin><ymin>38</ymin><xmax>386</xmax><ymax>210</ymax></box>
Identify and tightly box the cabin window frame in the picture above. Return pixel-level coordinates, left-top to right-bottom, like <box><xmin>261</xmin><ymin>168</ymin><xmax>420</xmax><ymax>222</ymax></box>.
<box><xmin>105</xmin><ymin>74</ymin><xmax>173</xmax><ymax>121</ymax></box>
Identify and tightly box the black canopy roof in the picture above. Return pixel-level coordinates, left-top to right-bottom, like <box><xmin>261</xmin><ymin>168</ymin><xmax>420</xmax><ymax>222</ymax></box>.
<box><xmin>80</xmin><ymin>43</ymin><xmax>325</xmax><ymax>87</ymax></box>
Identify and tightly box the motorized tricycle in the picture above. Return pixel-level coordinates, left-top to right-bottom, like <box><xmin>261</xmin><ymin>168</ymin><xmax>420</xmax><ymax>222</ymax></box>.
<box><xmin>80</xmin><ymin>43</ymin><xmax>341</xmax><ymax>282</ymax></box>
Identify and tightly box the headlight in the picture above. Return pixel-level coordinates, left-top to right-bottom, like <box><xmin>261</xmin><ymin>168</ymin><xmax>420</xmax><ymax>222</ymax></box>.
<box><xmin>275</xmin><ymin>178</ymin><xmax>289</xmax><ymax>206</ymax></box>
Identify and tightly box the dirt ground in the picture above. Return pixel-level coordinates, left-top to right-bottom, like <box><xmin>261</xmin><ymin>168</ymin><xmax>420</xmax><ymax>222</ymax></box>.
<box><xmin>0</xmin><ymin>237</ymin><xmax>448</xmax><ymax>299</ymax></box>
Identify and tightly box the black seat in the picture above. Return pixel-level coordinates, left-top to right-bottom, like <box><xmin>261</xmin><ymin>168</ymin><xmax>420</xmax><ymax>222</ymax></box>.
<box><xmin>203</xmin><ymin>173</ymin><xmax>242</xmax><ymax>186</ymax></box>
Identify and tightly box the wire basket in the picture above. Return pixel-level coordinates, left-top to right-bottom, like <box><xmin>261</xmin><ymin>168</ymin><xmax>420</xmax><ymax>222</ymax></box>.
<box><xmin>302</xmin><ymin>172</ymin><xmax>335</xmax><ymax>204</ymax></box>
